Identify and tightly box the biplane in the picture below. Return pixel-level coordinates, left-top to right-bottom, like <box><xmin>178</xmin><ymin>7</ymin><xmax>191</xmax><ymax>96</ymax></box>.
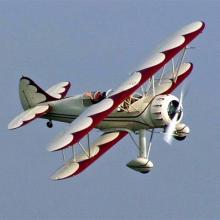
<box><xmin>8</xmin><ymin>21</ymin><xmax>205</xmax><ymax>180</ymax></box>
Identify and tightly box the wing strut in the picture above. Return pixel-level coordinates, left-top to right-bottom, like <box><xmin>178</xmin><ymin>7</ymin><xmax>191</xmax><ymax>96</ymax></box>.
<box><xmin>87</xmin><ymin>134</ymin><xmax>91</xmax><ymax>157</ymax></box>
<box><xmin>78</xmin><ymin>142</ymin><xmax>90</xmax><ymax>158</ymax></box>
<box><xmin>147</xmin><ymin>129</ymin><xmax>154</xmax><ymax>160</ymax></box>
<box><xmin>159</xmin><ymin>64</ymin><xmax>166</xmax><ymax>85</ymax></box>
<box><xmin>172</xmin><ymin>58</ymin><xmax>175</xmax><ymax>78</ymax></box>
<box><xmin>62</xmin><ymin>150</ymin><xmax>66</xmax><ymax>161</ymax></box>
<box><xmin>72</xmin><ymin>146</ymin><xmax>76</xmax><ymax>162</ymax></box>
<box><xmin>174</xmin><ymin>47</ymin><xmax>187</xmax><ymax>82</ymax></box>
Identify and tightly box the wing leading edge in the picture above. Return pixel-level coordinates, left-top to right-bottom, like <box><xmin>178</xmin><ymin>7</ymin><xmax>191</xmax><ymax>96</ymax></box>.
<box><xmin>48</xmin><ymin>21</ymin><xmax>205</xmax><ymax>152</ymax></box>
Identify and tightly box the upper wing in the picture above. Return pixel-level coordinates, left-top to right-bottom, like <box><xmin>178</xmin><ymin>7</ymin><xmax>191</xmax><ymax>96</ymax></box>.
<box><xmin>51</xmin><ymin>131</ymin><xmax>128</xmax><ymax>180</ymax></box>
<box><xmin>48</xmin><ymin>21</ymin><xmax>205</xmax><ymax>152</ymax></box>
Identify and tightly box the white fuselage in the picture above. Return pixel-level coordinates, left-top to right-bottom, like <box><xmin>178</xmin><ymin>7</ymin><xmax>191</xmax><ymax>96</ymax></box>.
<box><xmin>44</xmin><ymin>94</ymin><xmax>154</xmax><ymax>131</ymax></box>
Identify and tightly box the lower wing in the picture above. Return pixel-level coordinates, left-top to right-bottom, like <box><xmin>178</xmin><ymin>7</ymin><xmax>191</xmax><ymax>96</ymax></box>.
<box><xmin>51</xmin><ymin>131</ymin><xmax>128</xmax><ymax>180</ymax></box>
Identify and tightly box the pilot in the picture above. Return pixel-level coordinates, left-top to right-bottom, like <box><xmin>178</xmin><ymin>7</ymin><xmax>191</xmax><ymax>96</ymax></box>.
<box><xmin>84</xmin><ymin>91</ymin><xmax>106</xmax><ymax>103</ymax></box>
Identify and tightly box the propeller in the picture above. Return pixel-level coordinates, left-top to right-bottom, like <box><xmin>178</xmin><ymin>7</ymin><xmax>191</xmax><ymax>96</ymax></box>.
<box><xmin>164</xmin><ymin>87</ymin><xmax>186</xmax><ymax>144</ymax></box>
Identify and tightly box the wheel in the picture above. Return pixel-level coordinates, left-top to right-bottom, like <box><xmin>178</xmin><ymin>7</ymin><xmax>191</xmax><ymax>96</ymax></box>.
<box><xmin>173</xmin><ymin>135</ymin><xmax>186</xmax><ymax>141</ymax></box>
<box><xmin>47</xmin><ymin>121</ymin><xmax>53</xmax><ymax>128</ymax></box>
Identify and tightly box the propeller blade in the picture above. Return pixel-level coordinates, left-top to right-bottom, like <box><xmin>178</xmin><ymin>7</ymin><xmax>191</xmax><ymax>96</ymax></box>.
<box><xmin>179</xmin><ymin>89</ymin><xmax>184</xmax><ymax>109</ymax></box>
<box><xmin>164</xmin><ymin>113</ymin><xmax>178</xmax><ymax>144</ymax></box>
<box><xmin>179</xmin><ymin>84</ymin><xmax>190</xmax><ymax>107</ymax></box>
<box><xmin>164</xmin><ymin>85</ymin><xmax>187</xmax><ymax>144</ymax></box>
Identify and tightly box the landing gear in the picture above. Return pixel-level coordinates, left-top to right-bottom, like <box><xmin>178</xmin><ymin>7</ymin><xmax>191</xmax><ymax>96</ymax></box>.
<box><xmin>47</xmin><ymin>120</ymin><xmax>53</xmax><ymax>128</ymax></box>
<box><xmin>127</xmin><ymin>129</ymin><xmax>154</xmax><ymax>173</ymax></box>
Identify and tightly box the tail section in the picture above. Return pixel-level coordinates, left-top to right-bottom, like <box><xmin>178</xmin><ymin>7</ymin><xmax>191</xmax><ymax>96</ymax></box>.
<box><xmin>19</xmin><ymin>76</ymin><xmax>56</xmax><ymax>110</ymax></box>
<box><xmin>8</xmin><ymin>76</ymin><xmax>71</xmax><ymax>130</ymax></box>
<box><xmin>19</xmin><ymin>76</ymin><xmax>71</xmax><ymax>110</ymax></box>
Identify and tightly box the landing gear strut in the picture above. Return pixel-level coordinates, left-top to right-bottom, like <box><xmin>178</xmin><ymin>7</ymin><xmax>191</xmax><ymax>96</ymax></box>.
<box><xmin>47</xmin><ymin>120</ymin><xmax>53</xmax><ymax>128</ymax></box>
<box><xmin>127</xmin><ymin>129</ymin><xmax>154</xmax><ymax>173</ymax></box>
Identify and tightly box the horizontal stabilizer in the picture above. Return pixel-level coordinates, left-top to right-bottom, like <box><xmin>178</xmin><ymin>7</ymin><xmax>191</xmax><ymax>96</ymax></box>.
<box><xmin>51</xmin><ymin>131</ymin><xmax>127</xmax><ymax>180</ymax></box>
<box><xmin>8</xmin><ymin>104</ymin><xmax>51</xmax><ymax>130</ymax></box>
<box><xmin>46</xmin><ymin>81</ymin><xmax>71</xmax><ymax>99</ymax></box>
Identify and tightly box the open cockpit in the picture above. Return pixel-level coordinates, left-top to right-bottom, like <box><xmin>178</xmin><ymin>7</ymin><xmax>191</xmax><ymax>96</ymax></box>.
<box><xmin>83</xmin><ymin>91</ymin><xmax>106</xmax><ymax>106</ymax></box>
<box><xmin>82</xmin><ymin>90</ymin><xmax>142</xmax><ymax>112</ymax></box>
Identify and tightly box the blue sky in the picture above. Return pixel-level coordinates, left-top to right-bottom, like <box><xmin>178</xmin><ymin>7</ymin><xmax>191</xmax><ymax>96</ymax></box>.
<box><xmin>1</xmin><ymin>1</ymin><xmax>220</xmax><ymax>219</ymax></box>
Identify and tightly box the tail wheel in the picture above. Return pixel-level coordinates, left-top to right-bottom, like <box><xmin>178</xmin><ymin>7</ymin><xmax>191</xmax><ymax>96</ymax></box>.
<box><xmin>47</xmin><ymin>120</ymin><xmax>53</xmax><ymax>128</ymax></box>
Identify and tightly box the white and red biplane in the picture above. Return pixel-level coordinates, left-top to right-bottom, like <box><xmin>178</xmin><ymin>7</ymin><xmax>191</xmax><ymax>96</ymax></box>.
<box><xmin>8</xmin><ymin>21</ymin><xmax>205</xmax><ymax>180</ymax></box>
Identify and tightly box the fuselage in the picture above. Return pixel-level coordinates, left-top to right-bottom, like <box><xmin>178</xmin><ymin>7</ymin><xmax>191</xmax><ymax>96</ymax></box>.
<box><xmin>44</xmin><ymin>94</ymin><xmax>154</xmax><ymax>131</ymax></box>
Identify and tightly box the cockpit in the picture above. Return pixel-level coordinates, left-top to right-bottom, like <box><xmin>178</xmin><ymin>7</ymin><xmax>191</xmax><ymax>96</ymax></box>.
<box><xmin>117</xmin><ymin>94</ymin><xmax>142</xmax><ymax>112</ymax></box>
<box><xmin>83</xmin><ymin>90</ymin><xmax>142</xmax><ymax>112</ymax></box>
<box><xmin>83</xmin><ymin>91</ymin><xmax>106</xmax><ymax>105</ymax></box>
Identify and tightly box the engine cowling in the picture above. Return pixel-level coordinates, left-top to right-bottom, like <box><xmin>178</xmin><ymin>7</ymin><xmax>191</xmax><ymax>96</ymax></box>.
<box><xmin>146</xmin><ymin>94</ymin><xmax>183</xmax><ymax>127</ymax></box>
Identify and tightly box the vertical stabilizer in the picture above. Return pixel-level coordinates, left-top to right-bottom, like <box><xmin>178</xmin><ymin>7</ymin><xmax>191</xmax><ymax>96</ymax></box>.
<box><xmin>19</xmin><ymin>76</ymin><xmax>57</xmax><ymax>110</ymax></box>
<box><xmin>19</xmin><ymin>76</ymin><xmax>71</xmax><ymax>110</ymax></box>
